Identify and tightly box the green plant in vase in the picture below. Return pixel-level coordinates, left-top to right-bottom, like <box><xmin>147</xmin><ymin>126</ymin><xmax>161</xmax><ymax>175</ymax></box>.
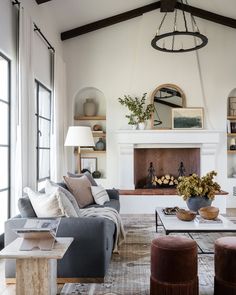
<box><xmin>118</xmin><ymin>93</ymin><xmax>154</xmax><ymax>130</ymax></box>
<box><xmin>177</xmin><ymin>171</ymin><xmax>221</xmax><ymax>212</ymax></box>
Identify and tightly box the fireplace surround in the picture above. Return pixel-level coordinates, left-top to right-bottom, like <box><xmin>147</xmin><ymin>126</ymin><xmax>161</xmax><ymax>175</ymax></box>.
<box><xmin>117</xmin><ymin>130</ymin><xmax>221</xmax><ymax>190</ymax></box>
<box><xmin>117</xmin><ymin>130</ymin><xmax>227</xmax><ymax>213</ymax></box>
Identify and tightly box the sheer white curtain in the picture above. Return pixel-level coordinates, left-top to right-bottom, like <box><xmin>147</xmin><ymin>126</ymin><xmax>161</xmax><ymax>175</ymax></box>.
<box><xmin>14</xmin><ymin>6</ymin><xmax>35</xmax><ymax>211</ymax></box>
<box><xmin>51</xmin><ymin>53</ymin><xmax>68</xmax><ymax>182</ymax></box>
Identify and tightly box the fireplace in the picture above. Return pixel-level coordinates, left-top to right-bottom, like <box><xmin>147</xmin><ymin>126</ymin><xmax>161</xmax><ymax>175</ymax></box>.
<box><xmin>134</xmin><ymin>148</ymin><xmax>200</xmax><ymax>189</ymax></box>
<box><xmin>117</xmin><ymin>130</ymin><xmax>220</xmax><ymax>189</ymax></box>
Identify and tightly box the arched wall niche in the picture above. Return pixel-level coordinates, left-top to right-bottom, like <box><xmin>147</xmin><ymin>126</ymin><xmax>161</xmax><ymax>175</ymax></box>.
<box><xmin>74</xmin><ymin>86</ymin><xmax>106</xmax><ymax>118</ymax></box>
<box><xmin>72</xmin><ymin>86</ymin><xmax>107</xmax><ymax>180</ymax></box>
<box><xmin>227</xmin><ymin>88</ymin><xmax>236</xmax><ymax>178</ymax></box>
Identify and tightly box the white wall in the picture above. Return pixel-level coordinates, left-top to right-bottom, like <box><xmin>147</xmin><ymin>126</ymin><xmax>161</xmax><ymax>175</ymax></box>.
<box><xmin>63</xmin><ymin>7</ymin><xmax>236</xmax><ymax>203</ymax></box>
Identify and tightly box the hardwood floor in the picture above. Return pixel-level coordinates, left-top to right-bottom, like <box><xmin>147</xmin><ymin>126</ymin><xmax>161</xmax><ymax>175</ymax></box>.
<box><xmin>0</xmin><ymin>209</ymin><xmax>236</xmax><ymax>295</ymax></box>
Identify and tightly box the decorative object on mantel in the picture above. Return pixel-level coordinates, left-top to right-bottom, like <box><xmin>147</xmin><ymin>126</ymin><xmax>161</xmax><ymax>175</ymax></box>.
<box><xmin>177</xmin><ymin>171</ymin><xmax>221</xmax><ymax>212</ymax></box>
<box><xmin>83</xmin><ymin>98</ymin><xmax>97</xmax><ymax>116</ymax></box>
<box><xmin>172</xmin><ymin>107</ymin><xmax>204</xmax><ymax>129</ymax></box>
<box><xmin>151</xmin><ymin>84</ymin><xmax>186</xmax><ymax>129</ymax></box>
<box><xmin>151</xmin><ymin>0</ymin><xmax>208</xmax><ymax>53</ymax></box>
<box><xmin>118</xmin><ymin>93</ymin><xmax>154</xmax><ymax>130</ymax></box>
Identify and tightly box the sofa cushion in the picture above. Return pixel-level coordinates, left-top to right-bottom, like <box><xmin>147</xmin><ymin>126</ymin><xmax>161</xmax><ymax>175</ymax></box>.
<box><xmin>24</xmin><ymin>187</ymin><xmax>78</xmax><ymax>217</ymax></box>
<box><xmin>91</xmin><ymin>185</ymin><xmax>110</xmax><ymax>205</ymax></box>
<box><xmin>45</xmin><ymin>179</ymin><xmax>80</xmax><ymax>215</ymax></box>
<box><xmin>18</xmin><ymin>197</ymin><xmax>37</xmax><ymax>218</ymax></box>
<box><xmin>67</xmin><ymin>171</ymin><xmax>97</xmax><ymax>186</ymax></box>
<box><xmin>64</xmin><ymin>175</ymin><xmax>95</xmax><ymax>208</ymax></box>
<box><xmin>85</xmin><ymin>199</ymin><xmax>120</xmax><ymax>212</ymax></box>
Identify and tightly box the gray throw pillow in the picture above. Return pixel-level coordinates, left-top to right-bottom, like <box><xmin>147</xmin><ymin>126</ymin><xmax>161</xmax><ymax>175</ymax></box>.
<box><xmin>18</xmin><ymin>197</ymin><xmax>37</xmax><ymax>218</ymax></box>
<box><xmin>67</xmin><ymin>171</ymin><xmax>97</xmax><ymax>186</ymax></box>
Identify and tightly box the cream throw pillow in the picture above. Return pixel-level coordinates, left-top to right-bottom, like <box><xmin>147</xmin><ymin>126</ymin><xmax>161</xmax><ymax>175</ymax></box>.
<box><xmin>24</xmin><ymin>187</ymin><xmax>78</xmax><ymax>218</ymax></box>
<box><xmin>63</xmin><ymin>175</ymin><xmax>94</xmax><ymax>208</ymax></box>
<box><xmin>91</xmin><ymin>185</ymin><xmax>110</xmax><ymax>205</ymax></box>
<box><xmin>45</xmin><ymin>179</ymin><xmax>80</xmax><ymax>216</ymax></box>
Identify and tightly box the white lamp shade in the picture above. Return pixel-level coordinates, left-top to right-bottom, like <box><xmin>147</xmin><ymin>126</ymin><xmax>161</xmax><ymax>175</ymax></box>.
<box><xmin>64</xmin><ymin>126</ymin><xmax>95</xmax><ymax>147</ymax></box>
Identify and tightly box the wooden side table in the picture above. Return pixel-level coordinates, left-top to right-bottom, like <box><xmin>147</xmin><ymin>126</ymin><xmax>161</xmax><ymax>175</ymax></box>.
<box><xmin>0</xmin><ymin>237</ymin><xmax>73</xmax><ymax>295</ymax></box>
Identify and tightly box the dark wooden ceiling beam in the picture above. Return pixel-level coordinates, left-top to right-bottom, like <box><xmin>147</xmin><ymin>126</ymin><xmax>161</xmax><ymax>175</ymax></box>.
<box><xmin>61</xmin><ymin>1</ymin><xmax>236</xmax><ymax>41</ymax></box>
<box><xmin>176</xmin><ymin>2</ymin><xmax>236</xmax><ymax>30</ymax></box>
<box><xmin>35</xmin><ymin>0</ymin><xmax>52</xmax><ymax>4</ymax></box>
<box><xmin>160</xmin><ymin>0</ymin><xmax>176</xmax><ymax>12</ymax></box>
<box><xmin>61</xmin><ymin>1</ymin><xmax>161</xmax><ymax>41</ymax></box>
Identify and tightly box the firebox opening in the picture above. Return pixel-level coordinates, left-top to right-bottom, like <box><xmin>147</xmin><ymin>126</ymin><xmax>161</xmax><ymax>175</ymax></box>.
<box><xmin>134</xmin><ymin>148</ymin><xmax>200</xmax><ymax>189</ymax></box>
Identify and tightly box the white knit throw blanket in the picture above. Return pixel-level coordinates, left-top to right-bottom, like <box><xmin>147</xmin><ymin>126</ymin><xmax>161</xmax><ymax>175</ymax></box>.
<box><xmin>80</xmin><ymin>207</ymin><xmax>126</xmax><ymax>253</ymax></box>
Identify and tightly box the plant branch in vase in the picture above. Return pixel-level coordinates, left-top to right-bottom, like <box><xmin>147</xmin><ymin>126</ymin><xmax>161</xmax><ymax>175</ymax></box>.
<box><xmin>118</xmin><ymin>93</ymin><xmax>154</xmax><ymax>130</ymax></box>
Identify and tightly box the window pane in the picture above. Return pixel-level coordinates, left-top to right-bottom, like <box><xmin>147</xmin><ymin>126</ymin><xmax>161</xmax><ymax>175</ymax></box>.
<box><xmin>0</xmin><ymin>190</ymin><xmax>9</xmax><ymax>234</ymax></box>
<box><xmin>0</xmin><ymin>147</ymin><xmax>9</xmax><ymax>190</ymax></box>
<box><xmin>0</xmin><ymin>101</ymin><xmax>9</xmax><ymax>145</ymax></box>
<box><xmin>38</xmin><ymin>118</ymin><xmax>50</xmax><ymax>148</ymax></box>
<box><xmin>38</xmin><ymin>149</ymin><xmax>50</xmax><ymax>180</ymax></box>
<box><xmin>0</xmin><ymin>57</ymin><xmax>9</xmax><ymax>102</ymax></box>
<box><xmin>38</xmin><ymin>85</ymin><xmax>51</xmax><ymax>119</ymax></box>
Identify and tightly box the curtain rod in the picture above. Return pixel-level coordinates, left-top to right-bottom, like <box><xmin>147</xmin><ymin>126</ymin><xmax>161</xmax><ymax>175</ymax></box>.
<box><xmin>12</xmin><ymin>0</ymin><xmax>20</xmax><ymax>5</ymax></box>
<box><xmin>34</xmin><ymin>23</ymin><xmax>55</xmax><ymax>53</ymax></box>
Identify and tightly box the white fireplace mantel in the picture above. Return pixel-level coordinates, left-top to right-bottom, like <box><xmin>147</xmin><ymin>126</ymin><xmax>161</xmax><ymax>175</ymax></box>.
<box><xmin>117</xmin><ymin>130</ymin><xmax>222</xmax><ymax>189</ymax></box>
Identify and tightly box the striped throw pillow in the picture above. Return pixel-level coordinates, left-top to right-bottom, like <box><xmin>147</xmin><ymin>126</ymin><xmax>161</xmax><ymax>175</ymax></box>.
<box><xmin>91</xmin><ymin>185</ymin><xmax>110</xmax><ymax>205</ymax></box>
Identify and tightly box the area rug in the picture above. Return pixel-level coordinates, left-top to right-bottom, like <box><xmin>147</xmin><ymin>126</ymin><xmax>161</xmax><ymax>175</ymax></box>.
<box><xmin>60</xmin><ymin>214</ymin><xmax>236</xmax><ymax>295</ymax></box>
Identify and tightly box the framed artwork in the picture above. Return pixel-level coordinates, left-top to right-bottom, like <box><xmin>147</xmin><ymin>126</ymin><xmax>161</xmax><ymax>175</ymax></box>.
<box><xmin>172</xmin><ymin>108</ymin><xmax>204</xmax><ymax>129</ymax></box>
<box><xmin>81</xmin><ymin>157</ymin><xmax>97</xmax><ymax>173</ymax></box>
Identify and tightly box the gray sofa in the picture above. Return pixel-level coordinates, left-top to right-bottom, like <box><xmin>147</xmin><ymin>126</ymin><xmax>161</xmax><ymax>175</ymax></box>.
<box><xmin>4</xmin><ymin>189</ymin><xmax>120</xmax><ymax>282</ymax></box>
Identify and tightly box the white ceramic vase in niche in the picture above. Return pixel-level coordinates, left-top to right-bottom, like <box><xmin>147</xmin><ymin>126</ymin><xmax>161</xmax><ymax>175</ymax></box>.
<box><xmin>131</xmin><ymin>124</ymin><xmax>137</xmax><ymax>130</ymax></box>
<box><xmin>83</xmin><ymin>98</ymin><xmax>96</xmax><ymax>116</ymax></box>
<box><xmin>138</xmin><ymin>122</ymin><xmax>146</xmax><ymax>130</ymax></box>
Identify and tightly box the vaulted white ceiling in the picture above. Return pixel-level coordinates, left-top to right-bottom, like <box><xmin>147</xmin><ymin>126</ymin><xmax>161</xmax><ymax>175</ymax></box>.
<box><xmin>38</xmin><ymin>0</ymin><xmax>236</xmax><ymax>35</ymax></box>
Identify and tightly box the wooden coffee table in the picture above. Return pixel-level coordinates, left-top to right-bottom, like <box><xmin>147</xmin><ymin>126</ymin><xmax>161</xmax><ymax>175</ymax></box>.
<box><xmin>155</xmin><ymin>207</ymin><xmax>236</xmax><ymax>253</ymax></box>
<box><xmin>0</xmin><ymin>237</ymin><xmax>73</xmax><ymax>295</ymax></box>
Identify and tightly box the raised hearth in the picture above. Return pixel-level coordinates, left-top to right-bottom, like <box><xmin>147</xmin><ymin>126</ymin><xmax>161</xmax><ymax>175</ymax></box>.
<box><xmin>117</xmin><ymin>130</ymin><xmax>221</xmax><ymax>189</ymax></box>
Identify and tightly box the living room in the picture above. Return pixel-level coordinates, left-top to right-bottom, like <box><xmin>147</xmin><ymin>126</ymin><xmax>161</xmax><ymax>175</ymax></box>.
<box><xmin>1</xmin><ymin>0</ymin><xmax>236</xmax><ymax>294</ymax></box>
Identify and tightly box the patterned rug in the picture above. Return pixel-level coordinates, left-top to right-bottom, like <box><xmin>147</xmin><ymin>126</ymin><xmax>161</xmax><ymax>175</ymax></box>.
<box><xmin>60</xmin><ymin>214</ymin><xmax>236</xmax><ymax>295</ymax></box>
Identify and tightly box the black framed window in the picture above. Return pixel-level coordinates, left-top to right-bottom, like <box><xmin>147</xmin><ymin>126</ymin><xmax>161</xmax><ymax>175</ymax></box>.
<box><xmin>0</xmin><ymin>53</ymin><xmax>10</xmax><ymax>234</ymax></box>
<box><xmin>35</xmin><ymin>80</ymin><xmax>51</xmax><ymax>188</ymax></box>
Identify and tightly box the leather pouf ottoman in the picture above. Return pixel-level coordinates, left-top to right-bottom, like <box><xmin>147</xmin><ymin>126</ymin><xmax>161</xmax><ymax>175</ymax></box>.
<box><xmin>214</xmin><ymin>237</ymin><xmax>236</xmax><ymax>295</ymax></box>
<box><xmin>150</xmin><ymin>235</ymin><xmax>198</xmax><ymax>295</ymax></box>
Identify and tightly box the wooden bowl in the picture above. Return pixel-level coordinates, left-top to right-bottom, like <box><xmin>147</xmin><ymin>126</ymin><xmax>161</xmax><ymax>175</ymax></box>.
<box><xmin>176</xmin><ymin>209</ymin><xmax>197</xmax><ymax>221</ymax></box>
<box><xmin>199</xmin><ymin>206</ymin><xmax>219</xmax><ymax>220</ymax></box>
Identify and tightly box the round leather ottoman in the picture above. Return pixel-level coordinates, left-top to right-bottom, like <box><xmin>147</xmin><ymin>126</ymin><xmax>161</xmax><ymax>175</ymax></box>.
<box><xmin>150</xmin><ymin>235</ymin><xmax>198</xmax><ymax>295</ymax></box>
<box><xmin>214</xmin><ymin>237</ymin><xmax>236</xmax><ymax>295</ymax></box>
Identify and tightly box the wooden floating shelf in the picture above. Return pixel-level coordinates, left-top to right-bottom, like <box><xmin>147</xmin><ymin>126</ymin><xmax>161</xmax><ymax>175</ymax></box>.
<box><xmin>80</xmin><ymin>150</ymin><xmax>106</xmax><ymax>154</ymax></box>
<box><xmin>227</xmin><ymin>150</ymin><xmax>236</xmax><ymax>154</ymax></box>
<box><xmin>74</xmin><ymin>115</ymin><xmax>106</xmax><ymax>120</ymax></box>
<box><xmin>227</xmin><ymin>116</ymin><xmax>236</xmax><ymax>120</ymax></box>
<box><xmin>92</xmin><ymin>132</ymin><xmax>106</xmax><ymax>138</ymax></box>
<box><xmin>227</xmin><ymin>133</ymin><xmax>236</xmax><ymax>136</ymax></box>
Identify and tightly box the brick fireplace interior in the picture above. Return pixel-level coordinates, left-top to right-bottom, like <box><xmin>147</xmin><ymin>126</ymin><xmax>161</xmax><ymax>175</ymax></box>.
<box><xmin>134</xmin><ymin>148</ymin><xmax>200</xmax><ymax>189</ymax></box>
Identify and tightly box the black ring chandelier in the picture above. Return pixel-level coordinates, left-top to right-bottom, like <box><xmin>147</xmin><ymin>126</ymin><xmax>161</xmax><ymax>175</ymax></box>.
<box><xmin>151</xmin><ymin>0</ymin><xmax>208</xmax><ymax>53</ymax></box>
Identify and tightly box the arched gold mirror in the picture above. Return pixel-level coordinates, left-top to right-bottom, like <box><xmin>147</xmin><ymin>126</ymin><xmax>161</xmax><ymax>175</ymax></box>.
<box><xmin>151</xmin><ymin>84</ymin><xmax>186</xmax><ymax>129</ymax></box>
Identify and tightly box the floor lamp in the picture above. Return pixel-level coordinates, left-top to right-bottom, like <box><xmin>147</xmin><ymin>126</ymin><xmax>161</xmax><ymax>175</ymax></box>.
<box><xmin>64</xmin><ymin>126</ymin><xmax>95</xmax><ymax>173</ymax></box>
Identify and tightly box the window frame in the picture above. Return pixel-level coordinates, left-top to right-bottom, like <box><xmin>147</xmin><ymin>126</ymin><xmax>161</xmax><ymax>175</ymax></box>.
<box><xmin>0</xmin><ymin>51</ymin><xmax>11</xmax><ymax>220</ymax></box>
<box><xmin>35</xmin><ymin>79</ymin><xmax>52</xmax><ymax>184</ymax></box>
